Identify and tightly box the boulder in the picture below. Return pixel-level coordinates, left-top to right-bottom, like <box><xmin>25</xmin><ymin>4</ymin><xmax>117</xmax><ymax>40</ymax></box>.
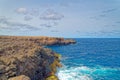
<box><xmin>8</xmin><ymin>75</ymin><xmax>30</xmax><ymax>80</ymax></box>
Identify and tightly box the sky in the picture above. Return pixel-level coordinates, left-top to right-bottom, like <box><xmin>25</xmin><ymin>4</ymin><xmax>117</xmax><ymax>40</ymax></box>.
<box><xmin>0</xmin><ymin>0</ymin><xmax>120</xmax><ymax>38</ymax></box>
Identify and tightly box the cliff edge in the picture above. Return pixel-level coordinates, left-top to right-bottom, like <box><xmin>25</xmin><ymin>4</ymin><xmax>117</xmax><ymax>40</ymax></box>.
<box><xmin>0</xmin><ymin>36</ymin><xmax>76</xmax><ymax>80</ymax></box>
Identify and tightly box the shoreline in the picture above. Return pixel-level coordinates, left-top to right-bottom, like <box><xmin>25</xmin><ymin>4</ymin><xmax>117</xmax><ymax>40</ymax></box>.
<box><xmin>0</xmin><ymin>36</ymin><xmax>76</xmax><ymax>80</ymax></box>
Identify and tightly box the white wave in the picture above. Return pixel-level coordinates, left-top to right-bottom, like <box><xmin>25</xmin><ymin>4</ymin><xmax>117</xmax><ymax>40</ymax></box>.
<box><xmin>57</xmin><ymin>65</ymin><xmax>119</xmax><ymax>80</ymax></box>
<box><xmin>57</xmin><ymin>66</ymin><xmax>93</xmax><ymax>80</ymax></box>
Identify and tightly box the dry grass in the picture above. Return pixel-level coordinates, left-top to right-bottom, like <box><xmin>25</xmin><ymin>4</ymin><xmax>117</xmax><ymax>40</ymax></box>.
<box><xmin>0</xmin><ymin>35</ymin><xmax>75</xmax><ymax>59</ymax></box>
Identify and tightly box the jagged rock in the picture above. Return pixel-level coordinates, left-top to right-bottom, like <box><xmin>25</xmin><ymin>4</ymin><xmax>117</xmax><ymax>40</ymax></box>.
<box><xmin>0</xmin><ymin>36</ymin><xmax>76</xmax><ymax>80</ymax></box>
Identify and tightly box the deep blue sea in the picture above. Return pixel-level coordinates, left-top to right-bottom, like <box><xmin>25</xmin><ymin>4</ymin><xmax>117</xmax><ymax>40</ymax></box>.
<box><xmin>49</xmin><ymin>38</ymin><xmax>120</xmax><ymax>80</ymax></box>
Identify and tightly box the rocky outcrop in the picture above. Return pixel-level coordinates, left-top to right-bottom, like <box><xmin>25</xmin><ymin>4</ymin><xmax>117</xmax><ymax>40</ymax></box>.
<box><xmin>8</xmin><ymin>75</ymin><xmax>30</xmax><ymax>80</ymax></box>
<box><xmin>0</xmin><ymin>36</ymin><xmax>76</xmax><ymax>80</ymax></box>
<box><xmin>0</xmin><ymin>36</ymin><xmax>76</xmax><ymax>46</ymax></box>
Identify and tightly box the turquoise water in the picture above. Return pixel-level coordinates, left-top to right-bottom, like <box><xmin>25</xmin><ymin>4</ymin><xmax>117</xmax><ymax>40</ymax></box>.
<box><xmin>49</xmin><ymin>38</ymin><xmax>120</xmax><ymax>80</ymax></box>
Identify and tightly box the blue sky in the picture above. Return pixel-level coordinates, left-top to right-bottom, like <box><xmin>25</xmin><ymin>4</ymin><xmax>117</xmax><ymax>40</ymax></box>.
<box><xmin>0</xmin><ymin>0</ymin><xmax>120</xmax><ymax>38</ymax></box>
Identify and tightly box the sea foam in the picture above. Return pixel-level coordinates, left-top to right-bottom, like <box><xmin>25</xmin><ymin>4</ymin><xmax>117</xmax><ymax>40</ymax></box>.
<box><xmin>57</xmin><ymin>65</ymin><xmax>119</xmax><ymax>80</ymax></box>
<box><xmin>58</xmin><ymin>66</ymin><xmax>92</xmax><ymax>80</ymax></box>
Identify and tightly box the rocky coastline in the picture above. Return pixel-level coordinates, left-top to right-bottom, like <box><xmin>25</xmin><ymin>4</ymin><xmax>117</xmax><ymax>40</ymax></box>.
<box><xmin>0</xmin><ymin>36</ymin><xmax>76</xmax><ymax>80</ymax></box>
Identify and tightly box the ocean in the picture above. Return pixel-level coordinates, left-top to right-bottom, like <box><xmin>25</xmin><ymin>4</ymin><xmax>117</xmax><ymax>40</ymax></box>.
<box><xmin>49</xmin><ymin>38</ymin><xmax>120</xmax><ymax>80</ymax></box>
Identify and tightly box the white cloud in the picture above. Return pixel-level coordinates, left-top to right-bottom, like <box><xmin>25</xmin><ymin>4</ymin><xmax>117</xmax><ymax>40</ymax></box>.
<box><xmin>102</xmin><ymin>8</ymin><xmax>117</xmax><ymax>13</ymax></box>
<box><xmin>40</xmin><ymin>21</ymin><xmax>58</xmax><ymax>28</ymax></box>
<box><xmin>15</xmin><ymin>8</ymin><xmax>40</xmax><ymax>21</ymax></box>
<box><xmin>51</xmin><ymin>30</ymin><xmax>59</xmax><ymax>32</ymax></box>
<box><xmin>90</xmin><ymin>8</ymin><xmax>118</xmax><ymax>20</ymax></box>
<box><xmin>29</xmin><ymin>9</ymin><xmax>39</xmax><ymax>16</ymax></box>
<box><xmin>40</xmin><ymin>23</ymin><xmax>52</xmax><ymax>28</ymax></box>
<box><xmin>0</xmin><ymin>16</ymin><xmax>40</xmax><ymax>31</ymax></box>
<box><xmin>24</xmin><ymin>16</ymin><xmax>33</xmax><ymax>21</ymax></box>
<box><xmin>16</xmin><ymin>8</ymin><xmax>28</xmax><ymax>14</ymax></box>
<box><xmin>40</xmin><ymin>9</ymin><xmax>64</xmax><ymax>20</ymax></box>
<box><xmin>15</xmin><ymin>8</ymin><xmax>39</xmax><ymax>16</ymax></box>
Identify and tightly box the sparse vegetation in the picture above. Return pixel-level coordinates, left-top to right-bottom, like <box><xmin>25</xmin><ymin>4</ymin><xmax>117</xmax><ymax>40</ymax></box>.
<box><xmin>0</xmin><ymin>36</ymin><xmax>76</xmax><ymax>80</ymax></box>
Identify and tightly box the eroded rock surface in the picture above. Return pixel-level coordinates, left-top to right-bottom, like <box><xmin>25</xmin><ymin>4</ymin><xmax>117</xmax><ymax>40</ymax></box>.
<box><xmin>0</xmin><ymin>36</ymin><xmax>76</xmax><ymax>80</ymax></box>
<box><xmin>8</xmin><ymin>75</ymin><xmax>30</xmax><ymax>80</ymax></box>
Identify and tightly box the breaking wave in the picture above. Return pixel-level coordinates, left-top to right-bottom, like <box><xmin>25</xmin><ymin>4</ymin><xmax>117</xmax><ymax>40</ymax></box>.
<box><xmin>57</xmin><ymin>65</ymin><xmax>120</xmax><ymax>80</ymax></box>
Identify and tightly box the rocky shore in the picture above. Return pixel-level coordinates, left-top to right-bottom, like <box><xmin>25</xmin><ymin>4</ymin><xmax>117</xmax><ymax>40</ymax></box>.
<box><xmin>0</xmin><ymin>36</ymin><xmax>76</xmax><ymax>80</ymax></box>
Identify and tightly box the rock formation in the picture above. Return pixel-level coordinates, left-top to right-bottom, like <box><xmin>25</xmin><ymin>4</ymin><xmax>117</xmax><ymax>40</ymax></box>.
<box><xmin>0</xmin><ymin>36</ymin><xmax>76</xmax><ymax>80</ymax></box>
<box><xmin>8</xmin><ymin>75</ymin><xmax>30</xmax><ymax>80</ymax></box>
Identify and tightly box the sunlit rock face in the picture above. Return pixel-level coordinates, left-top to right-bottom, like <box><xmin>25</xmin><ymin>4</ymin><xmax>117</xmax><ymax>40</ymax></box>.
<box><xmin>8</xmin><ymin>75</ymin><xmax>30</xmax><ymax>80</ymax></box>
<box><xmin>0</xmin><ymin>36</ymin><xmax>76</xmax><ymax>80</ymax></box>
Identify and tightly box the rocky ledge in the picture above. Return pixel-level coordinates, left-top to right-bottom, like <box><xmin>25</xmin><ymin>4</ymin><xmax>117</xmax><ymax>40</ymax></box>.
<box><xmin>0</xmin><ymin>36</ymin><xmax>76</xmax><ymax>80</ymax></box>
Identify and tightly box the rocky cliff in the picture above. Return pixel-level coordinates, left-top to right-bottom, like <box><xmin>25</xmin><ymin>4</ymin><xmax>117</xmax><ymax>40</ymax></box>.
<box><xmin>0</xmin><ymin>36</ymin><xmax>76</xmax><ymax>80</ymax></box>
